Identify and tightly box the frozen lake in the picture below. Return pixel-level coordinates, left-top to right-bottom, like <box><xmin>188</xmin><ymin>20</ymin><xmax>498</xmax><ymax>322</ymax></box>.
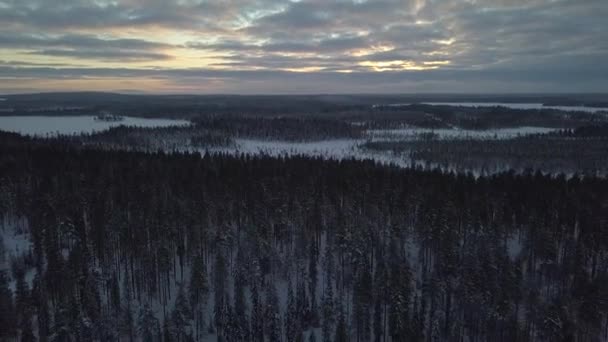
<box><xmin>378</xmin><ymin>102</ymin><xmax>608</xmax><ymax>113</ymax></box>
<box><xmin>0</xmin><ymin>115</ymin><xmax>191</xmax><ymax>136</ymax></box>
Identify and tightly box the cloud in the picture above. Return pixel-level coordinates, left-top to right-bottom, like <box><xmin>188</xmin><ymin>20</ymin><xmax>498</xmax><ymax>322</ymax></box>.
<box><xmin>188</xmin><ymin>35</ymin><xmax>370</xmax><ymax>55</ymax></box>
<box><xmin>0</xmin><ymin>32</ymin><xmax>174</xmax><ymax>61</ymax></box>
<box><xmin>27</xmin><ymin>49</ymin><xmax>173</xmax><ymax>62</ymax></box>
<box><xmin>0</xmin><ymin>0</ymin><xmax>606</xmax><ymax>93</ymax></box>
<box><xmin>0</xmin><ymin>33</ymin><xmax>171</xmax><ymax>50</ymax></box>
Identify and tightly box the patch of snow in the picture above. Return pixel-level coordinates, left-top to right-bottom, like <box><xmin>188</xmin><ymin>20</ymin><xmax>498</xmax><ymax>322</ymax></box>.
<box><xmin>1</xmin><ymin>216</ymin><xmax>31</xmax><ymax>268</ymax></box>
<box><xmin>207</xmin><ymin>138</ymin><xmax>413</xmax><ymax>167</ymax></box>
<box><xmin>1</xmin><ymin>216</ymin><xmax>35</xmax><ymax>292</ymax></box>
<box><xmin>204</xmin><ymin>126</ymin><xmax>555</xmax><ymax>168</ymax></box>
<box><xmin>507</xmin><ymin>234</ymin><xmax>523</xmax><ymax>260</ymax></box>
<box><xmin>0</xmin><ymin>115</ymin><xmax>191</xmax><ymax>136</ymax></box>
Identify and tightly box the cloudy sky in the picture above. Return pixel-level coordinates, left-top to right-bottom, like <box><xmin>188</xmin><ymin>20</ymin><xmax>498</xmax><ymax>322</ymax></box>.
<box><xmin>0</xmin><ymin>0</ymin><xmax>606</xmax><ymax>94</ymax></box>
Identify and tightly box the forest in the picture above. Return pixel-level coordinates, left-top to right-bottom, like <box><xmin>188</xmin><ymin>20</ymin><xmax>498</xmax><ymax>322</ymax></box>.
<box><xmin>1</xmin><ymin>132</ymin><xmax>607</xmax><ymax>341</ymax></box>
<box><xmin>33</xmin><ymin>116</ymin><xmax>362</xmax><ymax>153</ymax></box>
<box><xmin>366</xmin><ymin>105</ymin><xmax>608</xmax><ymax>130</ymax></box>
<box><xmin>363</xmin><ymin>133</ymin><xmax>608</xmax><ymax>176</ymax></box>
<box><xmin>2</xmin><ymin>93</ymin><xmax>607</xmax><ymax>126</ymax></box>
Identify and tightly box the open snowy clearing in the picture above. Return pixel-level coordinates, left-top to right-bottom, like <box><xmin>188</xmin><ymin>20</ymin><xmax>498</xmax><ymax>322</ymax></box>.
<box><xmin>207</xmin><ymin>138</ymin><xmax>412</xmax><ymax>166</ymax></box>
<box><xmin>208</xmin><ymin>127</ymin><xmax>557</xmax><ymax>161</ymax></box>
<box><xmin>0</xmin><ymin>116</ymin><xmax>558</xmax><ymax>168</ymax></box>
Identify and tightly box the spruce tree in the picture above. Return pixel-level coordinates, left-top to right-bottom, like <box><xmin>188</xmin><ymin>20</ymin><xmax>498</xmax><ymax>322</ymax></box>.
<box><xmin>321</xmin><ymin>275</ymin><xmax>334</xmax><ymax>342</ymax></box>
<box><xmin>138</xmin><ymin>304</ymin><xmax>159</xmax><ymax>342</ymax></box>
<box><xmin>250</xmin><ymin>283</ymin><xmax>264</xmax><ymax>342</ymax></box>
<box><xmin>0</xmin><ymin>271</ymin><xmax>17</xmax><ymax>339</ymax></box>
<box><xmin>171</xmin><ymin>284</ymin><xmax>192</xmax><ymax>340</ymax></box>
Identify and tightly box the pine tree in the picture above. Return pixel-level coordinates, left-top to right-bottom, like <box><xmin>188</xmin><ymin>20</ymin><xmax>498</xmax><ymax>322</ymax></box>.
<box><xmin>373</xmin><ymin>250</ymin><xmax>388</xmax><ymax>342</ymax></box>
<box><xmin>96</xmin><ymin>311</ymin><xmax>120</xmax><ymax>342</ymax></box>
<box><xmin>373</xmin><ymin>297</ymin><xmax>383</xmax><ymax>342</ymax></box>
<box><xmin>189</xmin><ymin>254</ymin><xmax>209</xmax><ymax>306</ymax></box>
<box><xmin>81</xmin><ymin>269</ymin><xmax>101</xmax><ymax>324</ymax></box>
<box><xmin>120</xmin><ymin>275</ymin><xmax>136</xmax><ymax>342</ymax></box>
<box><xmin>138</xmin><ymin>304</ymin><xmax>159</xmax><ymax>342</ymax></box>
<box><xmin>163</xmin><ymin>319</ymin><xmax>173</xmax><ymax>342</ymax></box>
<box><xmin>189</xmin><ymin>254</ymin><xmax>208</xmax><ymax>341</ymax></box>
<box><xmin>321</xmin><ymin>275</ymin><xmax>334</xmax><ymax>342</ymax></box>
<box><xmin>75</xmin><ymin>309</ymin><xmax>93</xmax><ymax>341</ymax></box>
<box><xmin>296</xmin><ymin>280</ymin><xmax>310</xmax><ymax>330</ymax></box>
<box><xmin>353</xmin><ymin>266</ymin><xmax>372</xmax><ymax>341</ymax></box>
<box><xmin>285</xmin><ymin>279</ymin><xmax>298</xmax><ymax>342</ymax></box>
<box><xmin>265</xmin><ymin>282</ymin><xmax>281</xmax><ymax>342</ymax></box>
<box><xmin>214</xmin><ymin>252</ymin><xmax>228</xmax><ymax>339</ymax></box>
<box><xmin>109</xmin><ymin>273</ymin><xmax>121</xmax><ymax>314</ymax></box>
<box><xmin>50</xmin><ymin>302</ymin><xmax>74</xmax><ymax>342</ymax></box>
<box><xmin>31</xmin><ymin>274</ymin><xmax>49</xmax><ymax>342</ymax></box>
<box><xmin>14</xmin><ymin>269</ymin><xmax>30</xmax><ymax>325</ymax></box>
<box><xmin>388</xmin><ymin>248</ymin><xmax>411</xmax><ymax>340</ymax></box>
<box><xmin>20</xmin><ymin>310</ymin><xmax>36</xmax><ymax>342</ymax></box>
<box><xmin>250</xmin><ymin>283</ymin><xmax>264</xmax><ymax>342</ymax></box>
<box><xmin>171</xmin><ymin>284</ymin><xmax>192</xmax><ymax>341</ymax></box>
<box><xmin>335</xmin><ymin>305</ymin><xmax>348</xmax><ymax>342</ymax></box>
<box><xmin>222</xmin><ymin>296</ymin><xmax>237</xmax><ymax>342</ymax></box>
<box><xmin>308</xmin><ymin>240</ymin><xmax>319</xmax><ymax>327</ymax></box>
<box><xmin>233</xmin><ymin>271</ymin><xmax>249</xmax><ymax>341</ymax></box>
<box><xmin>0</xmin><ymin>270</ymin><xmax>17</xmax><ymax>339</ymax></box>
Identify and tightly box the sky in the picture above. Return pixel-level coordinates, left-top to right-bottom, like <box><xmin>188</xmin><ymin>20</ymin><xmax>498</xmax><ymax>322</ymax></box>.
<box><xmin>0</xmin><ymin>0</ymin><xmax>607</xmax><ymax>94</ymax></box>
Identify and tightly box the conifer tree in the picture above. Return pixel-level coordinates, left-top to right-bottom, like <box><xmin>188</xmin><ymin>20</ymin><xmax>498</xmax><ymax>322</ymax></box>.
<box><xmin>138</xmin><ymin>304</ymin><xmax>159</xmax><ymax>342</ymax></box>
<box><xmin>321</xmin><ymin>275</ymin><xmax>334</xmax><ymax>342</ymax></box>
<box><xmin>0</xmin><ymin>271</ymin><xmax>17</xmax><ymax>339</ymax></box>
<box><xmin>265</xmin><ymin>282</ymin><xmax>281</xmax><ymax>342</ymax></box>
<box><xmin>285</xmin><ymin>278</ymin><xmax>298</xmax><ymax>342</ymax></box>
<box><xmin>250</xmin><ymin>283</ymin><xmax>264</xmax><ymax>342</ymax></box>
<box><xmin>171</xmin><ymin>284</ymin><xmax>192</xmax><ymax>341</ymax></box>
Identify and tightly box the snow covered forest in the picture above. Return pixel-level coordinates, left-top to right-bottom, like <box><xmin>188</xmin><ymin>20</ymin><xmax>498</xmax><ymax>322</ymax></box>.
<box><xmin>1</xmin><ymin>130</ymin><xmax>608</xmax><ymax>342</ymax></box>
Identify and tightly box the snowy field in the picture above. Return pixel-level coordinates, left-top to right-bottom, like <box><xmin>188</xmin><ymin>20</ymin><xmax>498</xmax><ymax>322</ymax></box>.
<box><xmin>0</xmin><ymin>115</ymin><xmax>558</xmax><ymax>168</ymax></box>
<box><xmin>378</xmin><ymin>102</ymin><xmax>608</xmax><ymax>113</ymax></box>
<box><xmin>0</xmin><ymin>115</ymin><xmax>190</xmax><ymax>136</ymax></box>
<box><xmin>208</xmin><ymin>138</ymin><xmax>412</xmax><ymax>167</ymax></box>
<box><xmin>203</xmin><ymin>126</ymin><xmax>557</xmax><ymax>168</ymax></box>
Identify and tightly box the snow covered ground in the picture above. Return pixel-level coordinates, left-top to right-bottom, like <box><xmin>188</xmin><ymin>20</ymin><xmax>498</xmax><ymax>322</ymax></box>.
<box><xmin>206</xmin><ymin>138</ymin><xmax>414</xmax><ymax>167</ymax></box>
<box><xmin>203</xmin><ymin>127</ymin><xmax>557</xmax><ymax>167</ymax></box>
<box><xmin>0</xmin><ymin>216</ymin><xmax>35</xmax><ymax>292</ymax></box>
<box><xmin>0</xmin><ymin>115</ymin><xmax>190</xmax><ymax>136</ymax></box>
<box><xmin>378</xmin><ymin>102</ymin><xmax>608</xmax><ymax>113</ymax></box>
<box><xmin>0</xmin><ymin>115</ymin><xmax>559</xmax><ymax>169</ymax></box>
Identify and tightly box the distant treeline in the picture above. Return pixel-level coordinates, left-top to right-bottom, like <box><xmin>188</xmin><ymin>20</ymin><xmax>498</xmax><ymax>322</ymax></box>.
<box><xmin>400</xmin><ymin>104</ymin><xmax>608</xmax><ymax>130</ymax></box>
<box><xmin>0</xmin><ymin>115</ymin><xmax>364</xmax><ymax>154</ymax></box>
<box><xmin>364</xmin><ymin>134</ymin><xmax>608</xmax><ymax>175</ymax></box>
<box><xmin>548</xmin><ymin>124</ymin><xmax>608</xmax><ymax>138</ymax></box>
<box><xmin>46</xmin><ymin>125</ymin><xmax>235</xmax><ymax>152</ymax></box>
